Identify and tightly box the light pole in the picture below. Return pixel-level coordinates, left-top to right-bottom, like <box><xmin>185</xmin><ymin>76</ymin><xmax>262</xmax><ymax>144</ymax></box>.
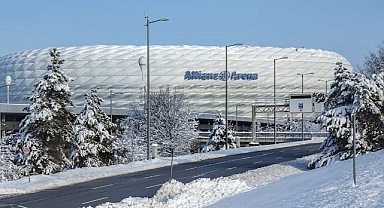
<box><xmin>318</xmin><ymin>79</ymin><xmax>333</xmax><ymax>93</ymax></box>
<box><xmin>110</xmin><ymin>90</ymin><xmax>123</xmax><ymax>133</ymax></box>
<box><xmin>5</xmin><ymin>76</ymin><xmax>13</xmax><ymax>104</ymax></box>
<box><xmin>297</xmin><ymin>72</ymin><xmax>314</xmax><ymax>141</ymax></box>
<box><xmin>298</xmin><ymin>73</ymin><xmax>314</xmax><ymax>93</ymax></box>
<box><xmin>225</xmin><ymin>43</ymin><xmax>243</xmax><ymax>149</ymax></box>
<box><xmin>273</xmin><ymin>57</ymin><xmax>288</xmax><ymax>144</ymax></box>
<box><xmin>145</xmin><ymin>16</ymin><xmax>169</xmax><ymax>160</ymax></box>
<box><xmin>0</xmin><ymin>76</ymin><xmax>14</xmax><ymax>137</ymax></box>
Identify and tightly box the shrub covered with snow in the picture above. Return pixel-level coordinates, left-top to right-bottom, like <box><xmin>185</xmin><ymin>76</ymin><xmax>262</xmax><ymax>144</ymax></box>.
<box><xmin>0</xmin><ymin>136</ymin><xmax>24</xmax><ymax>181</ymax></box>
<box><xmin>202</xmin><ymin>111</ymin><xmax>236</xmax><ymax>152</ymax></box>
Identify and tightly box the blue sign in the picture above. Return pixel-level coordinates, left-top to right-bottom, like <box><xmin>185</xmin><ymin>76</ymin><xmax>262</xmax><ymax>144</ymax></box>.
<box><xmin>298</xmin><ymin>103</ymin><xmax>303</xmax><ymax>111</ymax></box>
<box><xmin>184</xmin><ymin>71</ymin><xmax>258</xmax><ymax>81</ymax></box>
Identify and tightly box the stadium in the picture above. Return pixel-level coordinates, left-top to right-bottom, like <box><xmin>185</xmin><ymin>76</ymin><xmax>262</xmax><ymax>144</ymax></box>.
<box><xmin>0</xmin><ymin>45</ymin><xmax>351</xmax><ymax>136</ymax></box>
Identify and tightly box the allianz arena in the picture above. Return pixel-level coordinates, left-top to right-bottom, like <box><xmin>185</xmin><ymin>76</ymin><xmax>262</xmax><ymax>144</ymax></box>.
<box><xmin>0</xmin><ymin>45</ymin><xmax>351</xmax><ymax>134</ymax></box>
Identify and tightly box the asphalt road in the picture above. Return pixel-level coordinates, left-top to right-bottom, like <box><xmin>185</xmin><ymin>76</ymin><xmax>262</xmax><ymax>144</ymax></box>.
<box><xmin>0</xmin><ymin>143</ymin><xmax>321</xmax><ymax>208</ymax></box>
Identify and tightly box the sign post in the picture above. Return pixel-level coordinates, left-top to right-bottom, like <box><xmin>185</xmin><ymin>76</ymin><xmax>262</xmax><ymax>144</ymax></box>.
<box><xmin>23</xmin><ymin>147</ymin><xmax>31</xmax><ymax>182</ymax></box>
<box><xmin>289</xmin><ymin>94</ymin><xmax>313</xmax><ymax>140</ymax></box>
<box><xmin>352</xmin><ymin>114</ymin><xmax>357</xmax><ymax>186</ymax></box>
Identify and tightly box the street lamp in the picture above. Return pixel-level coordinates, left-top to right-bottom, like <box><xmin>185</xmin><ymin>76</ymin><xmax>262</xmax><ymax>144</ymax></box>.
<box><xmin>297</xmin><ymin>72</ymin><xmax>314</xmax><ymax>141</ymax></box>
<box><xmin>297</xmin><ymin>73</ymin><xmax>314</xmax><ymax>93</ymax></box>
<box><xmin>225</xmin><ymin>43</ymin><xmax>243</xmax><ymax>149</ymax></box>
<box><xmin>318</xmin><ymin>79</ymin><xmax>333</xmax><ymax>93</ymax></box>
<box><xmin>0</xmin><ymin>76</ymin><xmax>14</xmax><ymax>138</ymax></box>
<box><xmin>145</xmin><ymin>16</ymin><xmax>169</xmax><ymax>160</ymax></box>
<box><xmin>5</xmin><ymin>76</ymin><xmax>14</xmax><ymax>104</ymax></box>
<box><xmin>273</xmin><ymin>57</ymin><xmax>288</xmax><ymax>144</ymax></box>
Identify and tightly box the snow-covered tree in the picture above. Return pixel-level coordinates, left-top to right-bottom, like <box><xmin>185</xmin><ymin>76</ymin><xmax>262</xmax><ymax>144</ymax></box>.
<box><xmin>308</xmin><ymin>64</ymin><xmax>384</xmax><ymax>169</ymax></box>
<box><xmin>353</xmin><ymin>72</ymin><xmax>384</xmax><ymax>149</ymax></box>
<box><xmin>12</xmin><ymin>48</ymin><xmax>77</xmax><ymax>174</ymax></box>
<box><xmin>0</xmin><ymin>135</ymin><xmax>24</xmax><ymax>181</ymax></box>
<box><xmin>202</xmin><ymin>110</ymin><xmax>236</xmax><ymax>152</ymax></box>
<box><xmin>308</xmin><ymin>65</ymin><xmax>356</xmax><ymax>169</ymax></box>
<box><xmin>121</xmin><ymin>87</ymin><xmax>198</xmax><ymax>159</ymax></box>
<box><xmin>283</xmin><ymin>114</ymin><xmax>296</xmax><ymax>132</ymax></box>
<box><xmin>71</xmin><ymin>89</ymin><xmax>118</xmax><ymax>168</ymax></box>
<box><xmin>120</xmin><ymin>115</ymin><xmax>147</xmax><ymax>162</ymax></box>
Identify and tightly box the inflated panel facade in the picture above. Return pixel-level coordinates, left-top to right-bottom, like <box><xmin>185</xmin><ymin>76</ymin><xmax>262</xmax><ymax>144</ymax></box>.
<box><xmin>0</xmin><ymin>45</ymin><xmax>351</xmax><ymax>118</ymax></box>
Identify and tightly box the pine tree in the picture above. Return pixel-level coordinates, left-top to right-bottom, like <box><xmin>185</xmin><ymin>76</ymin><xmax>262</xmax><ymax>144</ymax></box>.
<box><xmin>308</xmin><ymin>64</ymin><xmax>384</xmax><ymax>169</ymax></box>
<box><xmin>353</xmin><ymin>72</ymin><xmax>384</xmax><ymax>149</ymax></box>
<box><xmin>202</xmin><ymin>110</ymin><xmax>236</xmax><ymax>152</ymax></box>
<box><xmin>71</xmin><ymin>89</ymin><xmax>117</xmax><ymax>167</ymax></box>
<box><xmin>308</xmin><ymin>65</ymin><xmax>356</xmax><ymax>169</ymax></box>
<box><xmin>13</xmin><ymin>48</ymin><xmax>77</xmax><ymax>174</ymax></box>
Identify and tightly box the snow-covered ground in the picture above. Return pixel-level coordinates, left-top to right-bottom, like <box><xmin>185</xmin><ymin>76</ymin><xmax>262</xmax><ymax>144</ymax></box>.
<box><xmin>1</xmin><ymin>138</ymin><xmax>383</xmax><ymax>208</ymax></box>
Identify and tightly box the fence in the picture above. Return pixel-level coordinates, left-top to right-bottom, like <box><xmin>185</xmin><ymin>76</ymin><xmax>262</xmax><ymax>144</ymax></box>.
<box><xmin>197</xmin><ymin>131</ymin><xmax>327</xmax><ymax>145</ymax></box>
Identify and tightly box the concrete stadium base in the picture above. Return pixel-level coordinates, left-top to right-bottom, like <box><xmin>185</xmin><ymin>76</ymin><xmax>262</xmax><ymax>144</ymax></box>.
<box><xmin>249</xmin><ymin>142</ymin><xmax>260</xmax><ymax>146</ymax></box>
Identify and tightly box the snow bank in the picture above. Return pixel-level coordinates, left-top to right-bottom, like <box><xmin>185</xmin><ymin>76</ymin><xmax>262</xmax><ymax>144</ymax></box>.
<box><xmin>91</xmin><ymin>149</ymin><xmax>384</xmax><ymax>208</ymax></box>
<box><xmin>92</xmin><ymin>154</ymin><xmax>318</xmax><ymax>208</ymax></box>
<box><xmin>0</xmin><ymin>138</ymin><xmax>323</xmax><ymax>196</ymax></box>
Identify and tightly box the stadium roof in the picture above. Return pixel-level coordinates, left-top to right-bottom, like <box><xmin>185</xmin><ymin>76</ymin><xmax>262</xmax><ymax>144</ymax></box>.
<box><xmin>0</xmin><ymin>45</ymin><xmax>351</xmax><ymax>119</ymax></box>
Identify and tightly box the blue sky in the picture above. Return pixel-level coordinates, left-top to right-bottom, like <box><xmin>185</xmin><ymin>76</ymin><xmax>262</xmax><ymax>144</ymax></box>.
<box><xmin>0</xmin><ymin>0</ymin><xmax>383</xmax><ymax>69</ymax></box>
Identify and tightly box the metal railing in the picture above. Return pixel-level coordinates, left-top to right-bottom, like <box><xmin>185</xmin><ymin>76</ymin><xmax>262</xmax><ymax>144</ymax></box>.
<box><xmin>197</xmin><ymin>131</ymin><xmax>327</xmax><ymax>143</ymax></box>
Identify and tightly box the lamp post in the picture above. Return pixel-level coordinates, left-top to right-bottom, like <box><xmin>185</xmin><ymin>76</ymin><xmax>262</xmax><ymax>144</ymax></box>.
<box><xmin>318</xmin><ymin>79</ymin><xmax>333</xmax><ymax>93</ymax></box>
<box><xmin>5</xmin><ymin>76</ymin><xmax>13</xmax><ymax>104</ymax></box>
<box><xmin>297</xmin><ymin>72</ymin><xmax>314</xmax><ymax>141</ymax></box>
<box><xmin>0</xmin><ymin>76</ymin><xmax>14</xmax><ymax>137</ymax></box>
<box><xmin>273</xmin><ymin>57</ymin><xmax>288</xmax><ymax>144</ymax></box>
<box><xmin>298</xmin><ymin>73</ymin><xmax>314</xmax><ymax>93</ymax></box>
<box><xmin>145</xmin><ymin>16</ymin><xmax>169</xmax><ymax>160</ymax></box>
<box><xmin>225</xmin><ymin>43</ymin><xmax>243</xmax><ymax>149</ymax></box>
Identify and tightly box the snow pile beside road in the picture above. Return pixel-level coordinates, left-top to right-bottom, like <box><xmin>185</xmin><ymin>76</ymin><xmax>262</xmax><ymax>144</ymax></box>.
<box><xmin>93</xmin><ymin>150</ymin><xmax>384</xmax><ymax>208</ymax></box>
<box><xmin>0</xmin><ymin>138</ymin><xmax>323</xmax><ymax>196</ymax></box>
<box><xmin>100</xmin><ymin>178</ymin><xmax>249</xmax><ymax>208</ymax></box>
<box><xmin>93</xmin><ymin>155</ymin><xmax>315</xmax><ymax>208</ymax></box>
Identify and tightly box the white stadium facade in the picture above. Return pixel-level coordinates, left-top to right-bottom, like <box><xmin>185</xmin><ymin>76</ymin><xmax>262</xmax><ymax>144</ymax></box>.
<box><xmin>0</xmin><ymin>45</ymin><xmax>351</xmax><ymax>136</ymax></box>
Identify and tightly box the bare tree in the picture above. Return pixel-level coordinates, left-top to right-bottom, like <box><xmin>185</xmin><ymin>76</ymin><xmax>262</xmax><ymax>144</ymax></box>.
<box><xmin>357</xmin><ymin>41</ymin><xmax>384</xmax><ymax>78</ymax></box>
<box><xmin>121</xmin><ymin>87</ymin><xmax>198</xmax><ymax>160</ymax></box>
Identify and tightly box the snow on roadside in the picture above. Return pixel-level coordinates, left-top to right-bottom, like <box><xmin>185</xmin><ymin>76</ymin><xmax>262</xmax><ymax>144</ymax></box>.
<box><xmin>228</xmin><ymin>154</ymin><xmax>317</xmax><ymax>188</ymax></box>
<box><xmin>98</xmin><ymin>178</ymin><xmax>250</xmax><ymax>208</ymax></box>
<box><xmin>0</xmin><ymin>138</ymin><xmax>323</xmax><ymax>197</ymax></box>
<box><xmin>209</xmin><ymin>150</ymin><xmax>384</xmax><ymax>208</ymax></box>
<box><xmin>92</xmin><ymin>154</ymin><xmax>318</xmax><ymax>208</ymax></box>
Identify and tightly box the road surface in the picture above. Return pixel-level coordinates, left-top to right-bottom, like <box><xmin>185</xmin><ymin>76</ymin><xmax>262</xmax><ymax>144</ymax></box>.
<box><xmin>1</xmin><ymin>143</ymin><xmax>320</xmax><ymax>208</ymax></box>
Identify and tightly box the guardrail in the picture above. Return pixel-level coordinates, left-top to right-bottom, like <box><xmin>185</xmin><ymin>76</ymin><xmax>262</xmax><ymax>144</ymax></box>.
<box><xmin>197</xmin><ymin>131</ymin><xmax>327</xmax><ymax>145</ymax></box>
